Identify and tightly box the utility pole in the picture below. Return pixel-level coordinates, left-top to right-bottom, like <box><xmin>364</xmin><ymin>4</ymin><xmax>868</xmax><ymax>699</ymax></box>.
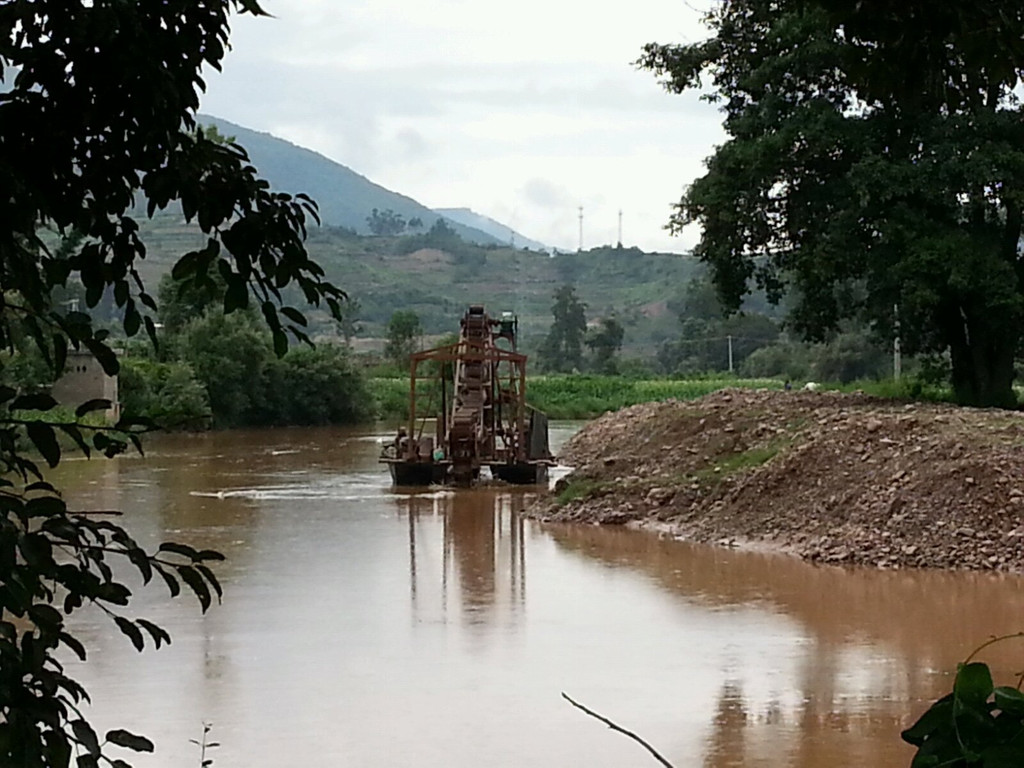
<box><xmin>617</xmin><ymin>209</ymin><xmax>623</xmax><ymax>248</ymax></box>
<box><xmin>577</xmin><ymin>206</ymin><xmax>584</xmax><ymax>252</ymax></box>
<box><xmin>727</xmin><ymin>334</ymin><xmax>734</xmax><ymax>373</ymax></box>
<box><xmin>893</xmin><ymin>303</ymin><xmax>902</xmax><ymax>380</ymax></box>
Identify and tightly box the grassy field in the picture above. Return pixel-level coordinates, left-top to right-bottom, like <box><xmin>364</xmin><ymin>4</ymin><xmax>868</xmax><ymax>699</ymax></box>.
<box><xmin>524</xmin><ymin>375</ymin><xmax>784</xmax><ymax>418</ymax></box>
<box><xmin>367</xmin><ymin>373</ymin><xmax>978</xmax><ymax>423</ymax></box>
<box><xmin>368</xmin><ymin>375</ymin><xmax>784</xmax><ymax>421</ymax></box>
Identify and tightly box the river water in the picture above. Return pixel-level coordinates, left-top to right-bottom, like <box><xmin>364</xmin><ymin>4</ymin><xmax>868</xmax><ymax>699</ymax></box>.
<box><xmin>51</xmin><ymin>423</ymin><xmax>1024</xmax><ymax>767</ymax></box>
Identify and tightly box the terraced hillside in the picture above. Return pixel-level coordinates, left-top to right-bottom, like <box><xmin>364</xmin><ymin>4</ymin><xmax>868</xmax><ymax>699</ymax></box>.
<box><xmin>133</xmin><ymin>214</ymin><xmax>702</xmax><ymax>356</ymax></box>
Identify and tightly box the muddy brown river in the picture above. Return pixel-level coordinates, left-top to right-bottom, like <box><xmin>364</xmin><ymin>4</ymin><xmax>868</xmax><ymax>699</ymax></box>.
<box><xmin>51</xmin><ymin>423</ymin><xmax>1024</xmax><ymax>767</ymax></box>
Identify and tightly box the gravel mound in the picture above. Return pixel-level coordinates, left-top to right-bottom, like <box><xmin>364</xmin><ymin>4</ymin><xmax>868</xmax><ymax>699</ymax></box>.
<box><xmin>532</xmin><ymin>388</ymin><xmax>1024</xmax><ymax>571</ymax></box>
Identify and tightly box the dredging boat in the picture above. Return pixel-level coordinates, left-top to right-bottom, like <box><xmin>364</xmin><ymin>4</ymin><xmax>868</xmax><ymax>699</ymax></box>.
<box><xmin>380</xmin><ymin>305</ymin><xmax>554</xmax><ymax>486</ymax></box>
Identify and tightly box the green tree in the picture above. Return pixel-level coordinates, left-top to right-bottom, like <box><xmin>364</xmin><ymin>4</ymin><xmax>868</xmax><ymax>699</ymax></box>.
<box><xmin>539</xmin><ymin>285</ymin><xmax>587</xmax><ymax>372</ymax></box>
<box><xmin>366</xmin><ymin>207</ymin><xmax>407</xmax><ymax>236</ymax></box>
<box><xmin>385</xmin><ymin>310</ymin><xmax>422</xmax><ymax>367</ymax></box>
<box><xmin>394</xmin><ymin>218</ymin><xmax>480</xmax><ymax>269</ymax></box>
<box><xmin>586</xmin><ymin>316</ymin><xmax>625</xmax><ymax>374</ymax></box>
<box><xmin>336</xmin><ymin>296</ymin><xmax>362</xmax><ymax>344</ymax></box>
<box><xmin>198</xmin><ymin>122</ymin><xmax>236</xmax><ymax>146</ymax></box>
<box><xmin>174</xmin><ymin>310</ymin><xmax>272</xmax><ymax>428</ymax></box>
<box><xmin>660</xmin><ymin>276</ymin><xmax>779</xmax><ymax>374</ymax></box>
<box><xmin>157</xmin><ymin>272</ymin><xmax>226</xmax><ymax>336</ymax></box>
<box><xmin>262</xmin><ymin>345</ymin><xmax>372</xmax><ymax>425</ymax></box>
<box><xmin>640</xmin><ymin>0</ymin><xmax>1024</xmax><ymax>407</ymax></box>
<box><xmin>811</xmin><ymin>329</ymin><xmax>890</xmax><ymax>383</ymax></box>
<box><xmin>741</xmin><ymin>341</ymin><xmax>815</xmax><ymax>381</ymax></box>
<box><xmin>0</xmin><ymin>2</ymin><xmax>346</xmax><ymax>766</ymax></box>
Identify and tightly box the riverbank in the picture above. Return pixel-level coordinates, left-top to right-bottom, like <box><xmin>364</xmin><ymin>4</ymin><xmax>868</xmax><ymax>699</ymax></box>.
<box><xmin>532</xmin><ymin>388</ymin><xmax>1024</xmax><ymax>571</ymax></box>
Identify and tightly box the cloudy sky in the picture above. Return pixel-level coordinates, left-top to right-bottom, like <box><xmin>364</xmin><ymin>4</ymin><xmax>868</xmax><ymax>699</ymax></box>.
<box><xmin>200</xmin><ymin>0</ymin><xmax>723</xmax><ymax>253</ymax></box>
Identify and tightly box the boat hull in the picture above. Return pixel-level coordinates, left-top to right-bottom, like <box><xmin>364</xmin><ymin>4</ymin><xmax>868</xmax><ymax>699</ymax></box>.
<box><xmin>386</xmin><ymin>460</ymin><xmax>449</xmax><ymax>486</ymax></box>
<box><xmin>489</xmin><ymin>462</ymin><xmax>549</xmax><ymax>485</ymax></box>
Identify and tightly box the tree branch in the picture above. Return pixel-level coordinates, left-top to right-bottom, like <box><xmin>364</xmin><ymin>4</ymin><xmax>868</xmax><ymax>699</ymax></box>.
<box><xmin>561</xmin><ymin>692</ymin><xmax>675</xmax><ymax>768</ymax></box>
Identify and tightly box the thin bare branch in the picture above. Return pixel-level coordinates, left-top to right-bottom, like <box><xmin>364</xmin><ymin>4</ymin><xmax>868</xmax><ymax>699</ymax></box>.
<box><xmin>561</xmin><ymin>692</ymin><xmax>675</xmax><ymax>768</ymax></box>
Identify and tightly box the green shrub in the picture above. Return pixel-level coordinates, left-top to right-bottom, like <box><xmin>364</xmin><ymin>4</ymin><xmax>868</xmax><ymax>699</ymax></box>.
<box><xmin>261</xmin><ymin>345</ymin><xmax>373</xmax><ymax>426</ymax></box>
<box><xmin>119</xmin><ymin>358</ymin><xmax>211</xmax><ymax>429</ymax></box>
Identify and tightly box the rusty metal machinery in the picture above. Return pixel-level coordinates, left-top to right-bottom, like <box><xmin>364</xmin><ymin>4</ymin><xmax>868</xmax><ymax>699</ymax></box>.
<box><xmin>381</xmin><ymin>305</ymin><xmax>552</xmax><ymax>486</ymax></box>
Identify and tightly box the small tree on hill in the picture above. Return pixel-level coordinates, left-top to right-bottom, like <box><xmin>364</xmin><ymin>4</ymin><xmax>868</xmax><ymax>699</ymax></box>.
<box><xmin>539</xmin><ymin>285</ymin><xmax>587</xmax><ymax>372</ymax></box>
<box><xmin>366</xmin><ymin>208</ymin><xmax>407</xmax><ymax>236</ymax></box>
<box><xmin>336</xmin><ymin>296</ymin><xmax>362</xmax><ymax>344</ymax></box>
<box><xmin>385</xmin><ymin>310</ymin><xmax>422</xmax><ymax>367</ymax></box>
<box><xmin>586</xmin><ymin>316</ymin><xmax>625</xmax><ymax>374</ymax></box>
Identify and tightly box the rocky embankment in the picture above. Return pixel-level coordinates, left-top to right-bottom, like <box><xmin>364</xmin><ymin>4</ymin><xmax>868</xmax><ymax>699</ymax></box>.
<box><xmin>532</xmin><ymin>389</ymin><xmax>1024</xmax><ymax>571</ymax></box>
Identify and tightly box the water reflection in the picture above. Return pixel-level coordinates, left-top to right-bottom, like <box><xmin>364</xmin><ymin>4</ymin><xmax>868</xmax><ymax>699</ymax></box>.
<box><xmin>395</xmin><ymin>490</ymin><xmax>529</xmax><ymax>628</ymax></box>
<box><xmin>545</xmin><ymin>523</ymin><xmax>1024</xmax><ymax>668</ymax></box>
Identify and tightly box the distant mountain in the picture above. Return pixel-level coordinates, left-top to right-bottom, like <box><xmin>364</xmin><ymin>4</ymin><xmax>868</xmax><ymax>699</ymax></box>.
<box><xmin>197</xmin><ymin>115</ymin><xmax>500</xmax><ymax>246</ymax></box>
<box><xmin>434</xmin><ymin>208</ymin><xmax>548</xmax><ymax>252</ymax></box>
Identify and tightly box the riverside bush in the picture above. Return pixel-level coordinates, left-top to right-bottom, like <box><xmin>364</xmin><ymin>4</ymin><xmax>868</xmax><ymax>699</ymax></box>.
<box><xmin>167</xmin><ymin>311</ymin><xmax>373</xmax><ymax>428</ymax></box>
<box><xmin>120</xmin><ymin>359</ymin><xmax>211</xmax><ymax>429</ymax></box>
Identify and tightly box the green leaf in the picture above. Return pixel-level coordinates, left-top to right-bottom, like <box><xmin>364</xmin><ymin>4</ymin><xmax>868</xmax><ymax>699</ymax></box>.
<box><xmin>994</xmin><ymin>686</ymin><xmax>1024</xmax><ymax>715</ymax></box>
<box><xmin>195</xmin><ymin>563</ymin><xmax>223</xmax><ymax>601</ymax></box>
<box><xmin>144</xmin><ymin>314</ymin><xmax>159</xmax><ymax>351</ymax></box>
<box><xmin>42</xmin><ymin>728</ymin><xmax>72</xmax><ymax>768</ymax></box>
<box><xmin>53</xmin><ymin>333</ymin><xmax>68</xmax><ymax>376</ymax></box>
<box><xmin>136</xmin><ymin>618</ymin><xmax>171</xmax><ymax>649</ymax></box>
<box><xmin>19</xmin><ymin>533</ymin><xmax>54</xmax><ymax>568</ymax></box>
<box><xmin>124</xmin><ymin>305</ymin><xmax>141</xmax><ymax>336</ymax></box>
<box><xmin>97</xmin><ymin>582</ymin><xmax>132</xmax><ymax>606</ymax></box>
<box><xmin>955</xmin><ymin>662</ymin><xmax>995</xmax><ymax>709</ymax></box>
<box><xmin>28</xmin><ymin>603</ymin><xmax>63</xmax><ymax>632</ymax></box>
<box><xmin>27</xmin><ymin>421</ymin><xmax>61</xmax><ymax>468</ymax></box>
<box><xmin>171</xmin><ymin>251</ymin><xmax>199</xmax><ymax>281</ymax></box>
<box><xmin>126</xmin><ymin>547</ymin><xmax>153</xmax><ymax>584</ymax></box>
<box><xmin>280</xmin><ymin>306</ymin><xmax>308</xmax><ymax>326</ymax></box>
<box><xmin>159</xmin><ymin>541</ymin><xmax>199</xmax><ymax>560</ymax></box>
<box><xmin>74</xmin><ymin>399</ymin><xmax>111</xmax><ymax>417</ymax></box>
<box><xmin>224</xmin><ymin>274</ymin><xmax>249</xmax><ymax>313</ymax></box>
<box><xmin>156</xmin><ymin>566</ymin><xmax>180</xmax><ymax>597</ymax></box>
<box><xmin>83</xmin><ymin>339</ymin><xmax>119</xmax><ymax>376</ymax></box>
<box><xmin>25</xmin><ymin>495</ymin><xmax>67</xmax><ymax>517</ymax></box>
<box><xmin>58</xmin><ymin>423</ymin><xmax>91</xmax><ymax>456</ymax></box>
<box><xmin>70</xmin><ymin>719</ymin><xmax>100</xmax><ymax>756</ymax></box>
<box><xmin>11</xmin><ymin>393</ymin><xmax>58</xmax><ymax>411</ymax></box>
<box><xmin>273</xmin><ymin>328</ymin><xmax>288</xmax><ymax>358</ymax></box>
<box><xmin>179</xmin><ymin>566</ymin><xmax>212</xmax><ymax>612</ymax></box>
<box><xmin>59</xmin><ymin>631</ymin><xmax>87</xmax><ymax>661</ymax></box>
<box><xmin>114</xmin><ymin>616</ymin><xmax>144</xmax><ymax>651</ymax></box>
<box><xmin>105</xmin><ymin>729</ymin><xmax>154</xmax><ymax>753</ymax></box>
<box><xmin>902</xmin><ymin>695</ymin><xmax>954</xmax><ymax>745</ymax></box>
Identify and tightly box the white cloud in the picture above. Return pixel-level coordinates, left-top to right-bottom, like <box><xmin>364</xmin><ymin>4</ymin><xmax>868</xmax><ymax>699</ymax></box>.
<box><xmin>202</xmin><ymin>0</ymin><xmax>722</xmax><ymax>252</ymax></box>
